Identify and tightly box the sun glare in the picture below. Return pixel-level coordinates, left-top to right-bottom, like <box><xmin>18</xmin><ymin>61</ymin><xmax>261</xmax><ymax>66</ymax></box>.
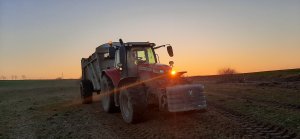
<box><xmin>171</xmin><ymin>70</ymin><xmax>176</xmax><ymax>76</ymax></box>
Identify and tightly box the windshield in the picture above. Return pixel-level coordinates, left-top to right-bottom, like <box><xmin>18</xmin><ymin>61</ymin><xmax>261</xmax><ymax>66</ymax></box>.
<box><xmin>131</xmin><ymin>47</ymin><xmax>156</xmax><ymax>64</ymax></box>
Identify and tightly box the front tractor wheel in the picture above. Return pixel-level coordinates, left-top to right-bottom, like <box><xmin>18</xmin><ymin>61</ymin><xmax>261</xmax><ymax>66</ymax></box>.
<box><xmin>159</xmin><ymin>95</ymin><xmax>168</xmax><ymax>112</ymax></box>
<box><xmin>119</xmin><ymin>85</ymin><xmax>147</xmax><ymax>123</ymax></box>
<box><xmin>80</xmin><ymin>80</ymin><xmax>93</xmax><ymax>104</ymax></box>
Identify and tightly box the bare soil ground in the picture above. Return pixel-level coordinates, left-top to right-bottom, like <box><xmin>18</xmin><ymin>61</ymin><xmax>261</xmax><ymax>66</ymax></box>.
<box><xmin>0</xmin><ymin>79</ymin><xmax>299</xmax><ymax>139</ymax></box>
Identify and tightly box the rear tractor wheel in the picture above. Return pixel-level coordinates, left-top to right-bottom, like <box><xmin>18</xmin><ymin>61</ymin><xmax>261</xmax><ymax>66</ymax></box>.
<box><xmin>119</xmin><ymin>84</ymin><xmax>147</xmax><ymax>123</ymax></box>
<box><xmin>101</xmin><ymin>75</ymin><xmax>118</xmax><ymax>113</ymax></box>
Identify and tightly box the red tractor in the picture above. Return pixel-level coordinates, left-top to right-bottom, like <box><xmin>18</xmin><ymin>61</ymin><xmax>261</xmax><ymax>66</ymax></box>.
<box><xmin>80</xmin><ymin>39</ymin><xmax>207</xmax><ymax>123</ymax></box>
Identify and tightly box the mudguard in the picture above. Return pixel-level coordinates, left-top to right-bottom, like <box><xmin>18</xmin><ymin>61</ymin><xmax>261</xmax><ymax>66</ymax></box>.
<box><xmin>166</xmin><ymin>84</ymin><xmax>207</xmax><ymax>112</ymax></box>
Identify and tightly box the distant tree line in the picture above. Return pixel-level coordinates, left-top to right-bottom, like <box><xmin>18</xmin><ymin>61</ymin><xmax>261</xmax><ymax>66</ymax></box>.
<box><xmin>0</xmin><ymin>75</ymin><xmax>26</xmax><ymax>80</ymax></box>
<box><xmin>217</xmin><ymin>67</ymin><xmax>244</xmax><ymax>83</ymax></box>
<box><xmin>218</xmin><ymin>68</ymin><xmax>237</xmax><ymax>75</ymax></box>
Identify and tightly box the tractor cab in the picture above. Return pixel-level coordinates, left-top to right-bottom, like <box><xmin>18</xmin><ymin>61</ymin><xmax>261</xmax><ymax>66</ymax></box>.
<box><xmin>113</xmin><ymin>40</ymin><xmax>173</xmax><ymax>78</ymax></box>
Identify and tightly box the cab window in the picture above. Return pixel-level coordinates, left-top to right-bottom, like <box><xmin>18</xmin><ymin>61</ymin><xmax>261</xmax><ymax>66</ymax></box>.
<box><xmin>146</xmin><ymin>47</ymin><xmax>156</xmax><ymax>64</ymax></box>
<box><xmin>131</xmin><ymin>47</ymin><xmax>156</xmax><ymax>64</ymax></box>
<box><xmin>137</xmin><ymin>50</ymin><xmax>146</xmax><ymax>61</ymax></box>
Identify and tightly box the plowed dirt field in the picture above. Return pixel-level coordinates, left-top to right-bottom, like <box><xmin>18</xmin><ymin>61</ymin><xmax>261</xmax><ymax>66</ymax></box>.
<box><xmin>0</xmin><ymin>80</ymin><xmax>299</xmax><ymax>139</ymax></box>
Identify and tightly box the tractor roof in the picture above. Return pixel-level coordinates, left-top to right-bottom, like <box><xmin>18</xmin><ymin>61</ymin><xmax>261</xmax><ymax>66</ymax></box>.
<box><xmin>96</xmin><ymin>42</ymin><xmax>156</xmax><ymax>53</ymax></box>
<box><xmin>124</xmin><ymin>42</ymin><xmax>156</xmax><ymax>47</ymax></box>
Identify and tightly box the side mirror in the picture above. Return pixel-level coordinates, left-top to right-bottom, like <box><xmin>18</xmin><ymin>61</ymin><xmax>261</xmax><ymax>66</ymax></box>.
<box><xmin>169</xmin><ymin>61</ymin><xmax>174</xmax><ymax>67</ymax></box>
<box><xmin>167</xmin><ymin>46</ymin><xmax>173</xmax><ymax>57</ymax></box>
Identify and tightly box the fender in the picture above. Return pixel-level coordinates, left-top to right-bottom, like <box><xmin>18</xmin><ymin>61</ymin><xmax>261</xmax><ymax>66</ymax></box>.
<box><xmin>102</xmin><ymin>69</ymin><xmax>138</xmax><ymax>107</ymax></box>
<box><xmin>114</xmin><ymin>77</ymin><xmax>137</xmax><ymax>106</ymax></box>
<box><xmin>102</xmin><ymin>68</ymin><xmax>121</xmax><ymax>87</ymax></box>
<box><xmin>118</xmin><ymin>77</ymin><xmax>138</xmax><ymax>88</ymax></box>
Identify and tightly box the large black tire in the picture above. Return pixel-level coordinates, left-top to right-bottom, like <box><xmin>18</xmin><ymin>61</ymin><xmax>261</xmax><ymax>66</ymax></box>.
<box><xmin>80</xmin><ymin>80</ymin><xmax>93</xmax><ymax>104</ymax></box>
<box><xmin>119</xmin><ymin>84</ymin><xmax>147</xmax><ymax>123</ymax></box>
<box><xmin>101</xmin><ymin>75</ymin><xmax>118</xmax><ymax>113</ymax></box>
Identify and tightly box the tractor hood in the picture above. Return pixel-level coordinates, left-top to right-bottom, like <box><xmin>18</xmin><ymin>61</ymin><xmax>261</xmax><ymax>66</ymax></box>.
<box><xmin>138</xmin><ymin>63</ymin><xmax>171</xmax><ymax>74</ymax></box>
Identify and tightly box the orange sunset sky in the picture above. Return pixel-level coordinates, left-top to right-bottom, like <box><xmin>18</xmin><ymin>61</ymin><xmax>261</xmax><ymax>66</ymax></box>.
<box><xmin>0</xmin><ymin>0</ymin><xmax>300</xmax><ymax>79</ymax></box>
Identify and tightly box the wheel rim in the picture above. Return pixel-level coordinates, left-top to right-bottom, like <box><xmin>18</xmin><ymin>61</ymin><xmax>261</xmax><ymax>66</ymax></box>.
<box><xmin>102</xmin><ymin>80</ymin><xmax>110</xmax><ymax>110</ymax></box>
<box><xmin>161</xmin><ymin>95</ymin><xmax>167</xmax><ymax>110</ymax></box>
<box><xmin>121</xmin><ymin>90</ymin><xmax>131</xmax><ymax>118</ymax></box>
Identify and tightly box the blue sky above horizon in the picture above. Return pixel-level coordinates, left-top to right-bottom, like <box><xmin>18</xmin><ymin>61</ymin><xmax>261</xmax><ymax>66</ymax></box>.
<box><xmin>0</xmin><ymin>0</ymin><xmax>300</xmax><ymax>79</ymax></box>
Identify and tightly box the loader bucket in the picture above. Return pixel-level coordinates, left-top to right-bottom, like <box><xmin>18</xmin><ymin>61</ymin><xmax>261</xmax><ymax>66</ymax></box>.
<box><xmin>166</xmin><ymin>84</ymin><xmax>207</xmax><ymax>112</ymax></box>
